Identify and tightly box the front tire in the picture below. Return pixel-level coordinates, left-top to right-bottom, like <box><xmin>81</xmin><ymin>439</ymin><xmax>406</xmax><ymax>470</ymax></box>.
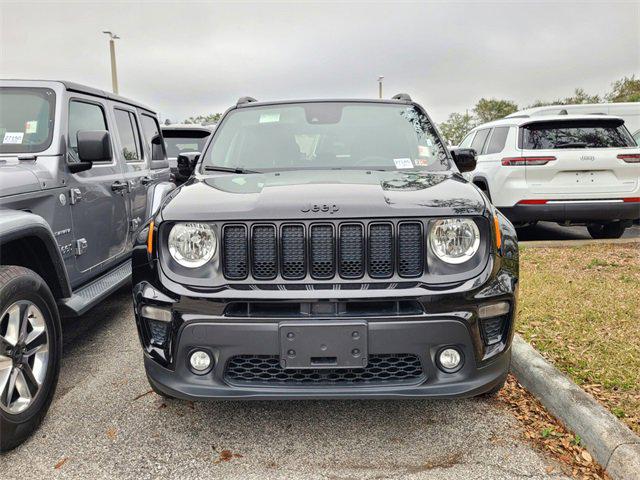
<box><xmin>587</xmin><ymin>222</ymin><xmax>626</xmax><ymax>239</ymax></box>
<box><xmin>0</xmin><ymin>266</ymin><xmax>62</xmax><ymax>452</ymax></box>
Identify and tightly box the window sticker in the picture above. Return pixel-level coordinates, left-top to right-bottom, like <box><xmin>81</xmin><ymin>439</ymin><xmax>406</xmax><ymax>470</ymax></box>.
<box><xmin>25</xmin><ymin>121</ymin><xmax>38</xmax><ymax>134</ymax></box>
<box><xmin>414</xmin><ymin>158</ymin><xmax>430</xmax><ymax>166</ymax></box>
<box><xmin>3</xmin><ymin>132</ymin><xmax>24</xmax><ymax>144</ymax></box>
<box><xmin>259</xmin><ymin>113</ymin><xmax>280</xmax><ymax>123</ymax></box>
<box><xmin>393</xmin><ymin>158</ymin><xmax>413</xmax><ymax>169</ymax></box>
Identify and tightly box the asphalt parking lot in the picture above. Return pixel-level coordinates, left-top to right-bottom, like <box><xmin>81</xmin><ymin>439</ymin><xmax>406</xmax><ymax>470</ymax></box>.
<box><xmin>2</xmin><ymin>287</ymin><xmax>570</xmax><ymax>480</ymax></box>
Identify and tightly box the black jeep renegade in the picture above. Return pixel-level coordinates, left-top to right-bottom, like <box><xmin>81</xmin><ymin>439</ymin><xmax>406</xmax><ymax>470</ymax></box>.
<box><xmin>132</xmin><ymin>95</ymin><xmax>519</xmax><ymax>400</ymax></box>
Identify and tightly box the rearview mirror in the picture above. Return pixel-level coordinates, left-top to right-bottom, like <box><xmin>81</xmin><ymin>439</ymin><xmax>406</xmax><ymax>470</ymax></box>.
<box><xmin>176</xmin><ymin>151</ymin><xmax>201</xmax><ymax>183</ymax></box>
<box><xmin>74</xmin><ymin>130</ymin><xmax>112</xmax><ymax>170</ymax></box>
<box><xmin>449</xmin><ymin>148</ymin><xmax>477</xmax><ymax>173</ymax></box>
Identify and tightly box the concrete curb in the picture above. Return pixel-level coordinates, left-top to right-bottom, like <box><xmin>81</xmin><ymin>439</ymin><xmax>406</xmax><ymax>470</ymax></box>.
<box><xmin>519</xmin><ymin>238</ymin><xmax>640</xmax><ymax>248</ymax></box>
<box><xmin>511</xmin><ymin>334</ymin><xmax>640</xmax><ymax>480</ymax></box>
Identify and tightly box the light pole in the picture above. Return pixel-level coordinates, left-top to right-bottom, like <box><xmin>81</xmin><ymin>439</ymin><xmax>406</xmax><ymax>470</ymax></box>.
<box><xmin>102</xmin><ymin>31</ymin><xmax>120</xmax><ymax>94</ymax></box>
<box><xmin>377</xmin><ymin>76</ymin><xmax>384</xmax><ymax>99</ymax></box>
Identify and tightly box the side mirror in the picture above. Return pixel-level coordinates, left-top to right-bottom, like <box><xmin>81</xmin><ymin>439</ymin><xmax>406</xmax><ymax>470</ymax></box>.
<box><xmin>176</xmin><ymin>151</ymin><xmax>200</xmax><ymax>182</ymax></box>
<box><xmin>450</xmin><ymin>148</ymin><xmax>477</xmax><ymax>173</ymax></box>
<box><xmin>70</xmin><ymin>130</ymin><xmax>112</xmax><ymax>173</ymax></box>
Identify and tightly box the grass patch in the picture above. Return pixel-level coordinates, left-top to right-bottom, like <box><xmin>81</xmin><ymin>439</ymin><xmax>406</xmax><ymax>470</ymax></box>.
<box><xmin>518</xmin><ymin>242</ymin><xmax>640</xmax><ymax>435</ymax></box>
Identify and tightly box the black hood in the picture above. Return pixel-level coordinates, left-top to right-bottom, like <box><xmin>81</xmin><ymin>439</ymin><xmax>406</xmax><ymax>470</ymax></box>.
<box><xmin>160</xmin><ymin>170</ymin><xmax>487</xmax><ymax>221</ymax></box>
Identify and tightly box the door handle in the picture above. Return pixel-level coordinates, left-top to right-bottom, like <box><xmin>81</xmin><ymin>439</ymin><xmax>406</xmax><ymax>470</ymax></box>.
<box><xmin>111</xmin><ymin>180</ymin><xmax>128</xmax><ymax>192</ymax></box>
<box><xmin>140</xmin><ymin>175</ymin><xmax>154</xmax><ymax>186</ymax></box>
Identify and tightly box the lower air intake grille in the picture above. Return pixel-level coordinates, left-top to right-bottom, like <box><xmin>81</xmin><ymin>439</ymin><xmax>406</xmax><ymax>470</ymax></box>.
<box><xmin>223</xmin><ymin>225</ymin><xmax>248</xmax><ymax>279</ymax></box>
<box><xmin>224</xmin><ymin>354</ymin><xmax>425</xmax><ymax>385</ymax></box>
<box><xmin>481</xmin><ymin>316</ymin><xmax>506</xmax><ymax>345</ymax></box>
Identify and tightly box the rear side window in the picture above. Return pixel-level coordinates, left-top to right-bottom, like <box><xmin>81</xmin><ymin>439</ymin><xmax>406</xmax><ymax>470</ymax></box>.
<box><xmin>470</xmin><ymin>128</ymin><xmax>490</xmax><ymax>154</ymax></box>
<box><xmin>69</xmin><ymin>100</ymin><xmax>108</xmax><ymax>157</ymax></box>
<box><xmin>114</xmin><ymin>109</ymin><xmax>142</xmax><ymax>161</ymax></box>
<box><xmin>459</xmin><ymin>132</ymin><xmax>475</xmax><ymax>148</ymax></box>
<box><xmin>485</xmin><ymin>127</ymin><xmax>509</xmax><ymax>154</ymax></box>
<box><xmin>521</xmin><ymin>120</ymin><xmax>635</xmax><ymax>149</ymax></box>
<box><xmin>141</xmin><ymin>114</ymin><xmax>166</xmax><ymax>161</ymax></box>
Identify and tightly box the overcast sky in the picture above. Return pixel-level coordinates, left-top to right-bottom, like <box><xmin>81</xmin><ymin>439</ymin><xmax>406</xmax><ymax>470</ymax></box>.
<box><xmin>1</xmin><ymin>0</ymin><xmax>638</xmax><ymax>123</ymax></box>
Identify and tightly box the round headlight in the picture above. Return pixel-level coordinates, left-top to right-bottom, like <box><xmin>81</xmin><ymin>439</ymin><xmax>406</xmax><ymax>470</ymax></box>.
<box><xmin>168</xmin><ymin>222</ymin><xmax>217</xmax><ymax>268</ymax></box>
<box><xmin>429</xmin><ymin>218</ymin><xmax>480</xmax><ymax>264</ymax></box>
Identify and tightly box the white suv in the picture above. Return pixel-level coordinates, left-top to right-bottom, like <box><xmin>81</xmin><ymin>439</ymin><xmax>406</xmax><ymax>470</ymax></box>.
<box><xmin>459</xmin><ymin>114</ymin><xmax>640</xmax><ymax>238</ymax></box>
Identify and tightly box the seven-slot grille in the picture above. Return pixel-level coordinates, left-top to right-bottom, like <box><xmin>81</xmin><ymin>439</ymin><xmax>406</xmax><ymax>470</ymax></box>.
<box><xmin>222</xmin><ymin>221</ymin><xmax>425</xmax><ymax>281</ymax></box>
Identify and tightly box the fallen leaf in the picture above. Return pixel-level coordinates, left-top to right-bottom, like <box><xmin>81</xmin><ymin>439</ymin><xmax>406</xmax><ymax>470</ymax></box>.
<box><xmin>54</xmin><ymin>457</ymin><xmax>68</xmax><ymax>469</ymax></box>
<box><xmin>581</xmin><ymin>450</ymin><xmax>593</xmax><ymax>464</ymax></box>
<box><xmin>106</xmin><ymin>427</ymin><xmax>117</xmax><ymax>440</ymax></box>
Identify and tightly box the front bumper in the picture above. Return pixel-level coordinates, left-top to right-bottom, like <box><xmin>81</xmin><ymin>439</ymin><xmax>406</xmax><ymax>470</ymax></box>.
<box><xmin>133</xmin><ymin>253</ymin><xmax>518</xmax><ymax>400</ymax></box>
<box><xmin>499</xmin><ymin>200</ymin><xmax>640</xmax><ymax>224</ymax></box>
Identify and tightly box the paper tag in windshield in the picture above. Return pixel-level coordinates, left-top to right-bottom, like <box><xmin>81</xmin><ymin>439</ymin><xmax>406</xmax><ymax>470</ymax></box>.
<box><xmin>393</xmin><ymin>158</ymin><xmax>413</xmax><ymax>169</ymax></box>
<box><xmin>3</xmin><ymin>132</ymin><xmax>24</xmax><ymax>144</ymax></box>
<box><xmin>259</xmin><ymin>113</ymin><xmax>280</xmax><ymax>123</ymax></box>
<box><xmin>25</xmin><ymin>121</ymin><xmax>38</xmax><ymax>133</ymax></box>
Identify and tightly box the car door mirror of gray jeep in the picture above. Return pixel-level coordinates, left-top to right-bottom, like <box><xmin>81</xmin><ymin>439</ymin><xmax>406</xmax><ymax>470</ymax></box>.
<box><xmin>449</xmin><ymin>148</ymin><xmax>477</xmax><ymax>173</ymax></box>
<box><xmin>76</xmin><ymin>130</ymin><xmax>112</xmax><ymax>165</ymax></box>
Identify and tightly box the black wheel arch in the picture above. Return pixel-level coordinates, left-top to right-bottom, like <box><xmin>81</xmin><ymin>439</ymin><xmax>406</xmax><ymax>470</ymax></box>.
<box><xmin>0</xmin><ymin>217</ymin><xmax>72</xmax><ymax>300</ymax></box>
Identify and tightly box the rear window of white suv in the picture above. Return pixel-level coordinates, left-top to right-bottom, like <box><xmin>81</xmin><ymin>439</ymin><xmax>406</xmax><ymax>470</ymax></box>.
<box><xmin>520</xmin><ymin>119</ymin><xmax>635</xmax><ymax>149</ymax></box>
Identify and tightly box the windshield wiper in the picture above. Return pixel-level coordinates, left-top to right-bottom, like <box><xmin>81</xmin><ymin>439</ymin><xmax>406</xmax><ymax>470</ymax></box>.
<box><xmin>203</xmin><ymin>165</ymin><xmax>259</xmax><ymax>174</ymax></box>
<box><xmin>553</xmin><ymin>142</ymin><xmax>589</xmax><ymax>149</ymax></box>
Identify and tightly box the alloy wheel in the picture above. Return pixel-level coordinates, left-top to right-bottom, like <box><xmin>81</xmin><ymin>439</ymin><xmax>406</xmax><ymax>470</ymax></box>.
<box><xmin>0</xmin><ymin>301</ymin><xmax>49</xmax><ymax>414</ymax></box>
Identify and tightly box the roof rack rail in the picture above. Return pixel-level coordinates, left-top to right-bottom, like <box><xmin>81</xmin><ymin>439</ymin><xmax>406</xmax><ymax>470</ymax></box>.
<box><xmin>507</xmin><ymin>114</ymin><xmax>530</xmax><ymax>119</ymax></box>
<box><xmin>237</xmin><ymin>96</ymin><xmax>258</xmax><ymax>106</ymax></box>
<box><xmin>391</xmin><ymin>93</ymin><xmax>412</xmax><ymax>102</ymax></box>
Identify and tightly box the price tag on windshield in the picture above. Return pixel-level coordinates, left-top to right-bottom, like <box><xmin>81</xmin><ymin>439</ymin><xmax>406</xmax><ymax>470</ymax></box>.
<box><xmin>393</xmin><ymin>158</ymin><xmax>413</xmax><ymax>169</ymax></box>
<box><xmin>3</xmin><ymin>132</ymin><xmax>24</xmax><ymax>144</ymax></box>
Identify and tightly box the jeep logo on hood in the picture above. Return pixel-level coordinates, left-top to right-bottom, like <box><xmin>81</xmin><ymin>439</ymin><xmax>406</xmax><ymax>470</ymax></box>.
<box><xmin>301</xmin><ymin>203</ymin><xmax>340</xmax><ymax>214</ymax></box>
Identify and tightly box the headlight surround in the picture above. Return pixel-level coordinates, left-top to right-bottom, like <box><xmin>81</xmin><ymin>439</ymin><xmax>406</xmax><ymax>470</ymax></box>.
<box><xmin>168</xmin><ymin>222</ymin><xmax>217</xmax><ymax>268</ymax></box>
<box><xmin>429</xmin><ymin>218</ymin><xmax>480</xmax><ymax>264</ymax></box>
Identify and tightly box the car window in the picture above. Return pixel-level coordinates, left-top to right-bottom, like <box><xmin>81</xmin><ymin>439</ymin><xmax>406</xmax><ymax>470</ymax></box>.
<box><xmin>163</xmin><ymin>130</ymin><xmax>210</xmax><ymax>158</ymax></box>
<box><xmin>114</xmin><ymin>109</ymin><xmax>142</xmax><ymax>161</ymax></box>
<box><xmin>141</xmin><ymin>114</ymin><xmax>166</xmax><ymax>161</ymax></box>
<box><xmin>485</xmin><ymin>127</ymin><xmax>509</xmax><ymax>155</ymax></box>
<box><xmin>202</xmin><ymin>102</ymin><xmax>451</xmax><ymax>172</ymax></box>
<box><xmin>68</xmin><ymin>100</ymin><xmax>108</xmax><ymax>159</ymax></box>
<box><xmin>521</xmin><ymin>120</ymin><xmax>635</xmax><ymax>149</ymax></box>
<box><xmin>470</xmin><ymin>128</ymin><xmax>490</xmax><ymax>154</ymax></box>
<box><xmin>458</xmin><ymin>132</ymin><xmax>475</xmax><ymax>148</ymax></box>
<box><xmin>631</xmin><ymin>130</ymin><xmax>639</xmax><ymax>146</ymax></box>
<box><xmin>1</xmin><ymin>87</ymin><xmax>56</xmax><ymax>154</ymax></box>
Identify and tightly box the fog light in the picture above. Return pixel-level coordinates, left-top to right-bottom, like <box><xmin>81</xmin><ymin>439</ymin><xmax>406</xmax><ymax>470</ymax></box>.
<box><xmin>438</xmin><ymin>348</ymin><xmax>463</xmax><ymax>372</ymax></box>
<box><xmin>189</xmin><ymin>350</ymin><xmax>212</xmax><ymax>373</ymax></box>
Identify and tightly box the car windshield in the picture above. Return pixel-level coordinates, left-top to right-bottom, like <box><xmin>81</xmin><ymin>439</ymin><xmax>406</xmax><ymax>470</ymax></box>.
<box><xmin>521</xmin><ymin>119</ymin><xmax>635</xmax><ymax>149</ymax></box>
<box><xmin>164</xmin><ymin>131</ymin><xmax>210</xmax><ymax>158</ymax></box>
<box><xmin>201</xmin><ymin>102</ymin><xmax>450</xmax><ymax>173</ymax></box>
<box><xmin>0</xmin><ymin>87</ymin><xmax>56</xmax><ymax>154</ymax></box>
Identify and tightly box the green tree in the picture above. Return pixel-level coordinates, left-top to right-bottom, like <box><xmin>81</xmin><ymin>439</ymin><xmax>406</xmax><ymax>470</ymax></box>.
<box><xmin>473</xmin><ymin>98</ymin><xmax>518</xmax><ymax>123</ymax></box>
<box><xmin>560</xmin><ymin>88</ymin><xmax>601</xmax><ymax>104</ymax></box>
<box><xmin>184</xmin><ymin>113</ymin><xmax>222</xmax><ymax>125</ymax></box>
<box><xmin>439</xmin><ymin>112</ymin><xmax>477</xmax><ymax>145</ymax></box>
<box><xmin>606</xmin><ymin>75</ymin><xmax>640</xmax><ymax>102</ymax></box>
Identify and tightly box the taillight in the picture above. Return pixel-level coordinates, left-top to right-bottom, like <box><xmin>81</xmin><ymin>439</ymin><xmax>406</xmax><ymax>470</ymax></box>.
<box><xmin>518</xmin><ymin>199</ymin><xmax>548</xmax><ymax>205</ymax></box>
<box><xmin>501</xmin><ymin>156</ymin><xmax>556</xmax><ymax>166</ymax></box>
<box><xmin>623</xmin><ymin>197</ymin><xmax>640</xmax><ymax>203</ymax></box>
<box><xmin>617</xmin><ymin>154</ymin><xmax>640</xmax><ymax>163</ymax></box>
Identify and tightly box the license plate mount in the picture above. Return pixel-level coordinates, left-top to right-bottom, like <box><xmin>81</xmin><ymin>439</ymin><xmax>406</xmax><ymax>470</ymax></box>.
<box><xmin>279</xmin><ymin>321</ymin><xmax>368</xmax><ymax>370</ymax></box>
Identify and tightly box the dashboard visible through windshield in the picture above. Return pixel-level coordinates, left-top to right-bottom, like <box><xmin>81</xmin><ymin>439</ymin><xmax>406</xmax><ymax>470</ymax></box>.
<box><xmin>201</xmin><ymin>102</ymin><xmax>451</xmax><ymax>173</ymax></box>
